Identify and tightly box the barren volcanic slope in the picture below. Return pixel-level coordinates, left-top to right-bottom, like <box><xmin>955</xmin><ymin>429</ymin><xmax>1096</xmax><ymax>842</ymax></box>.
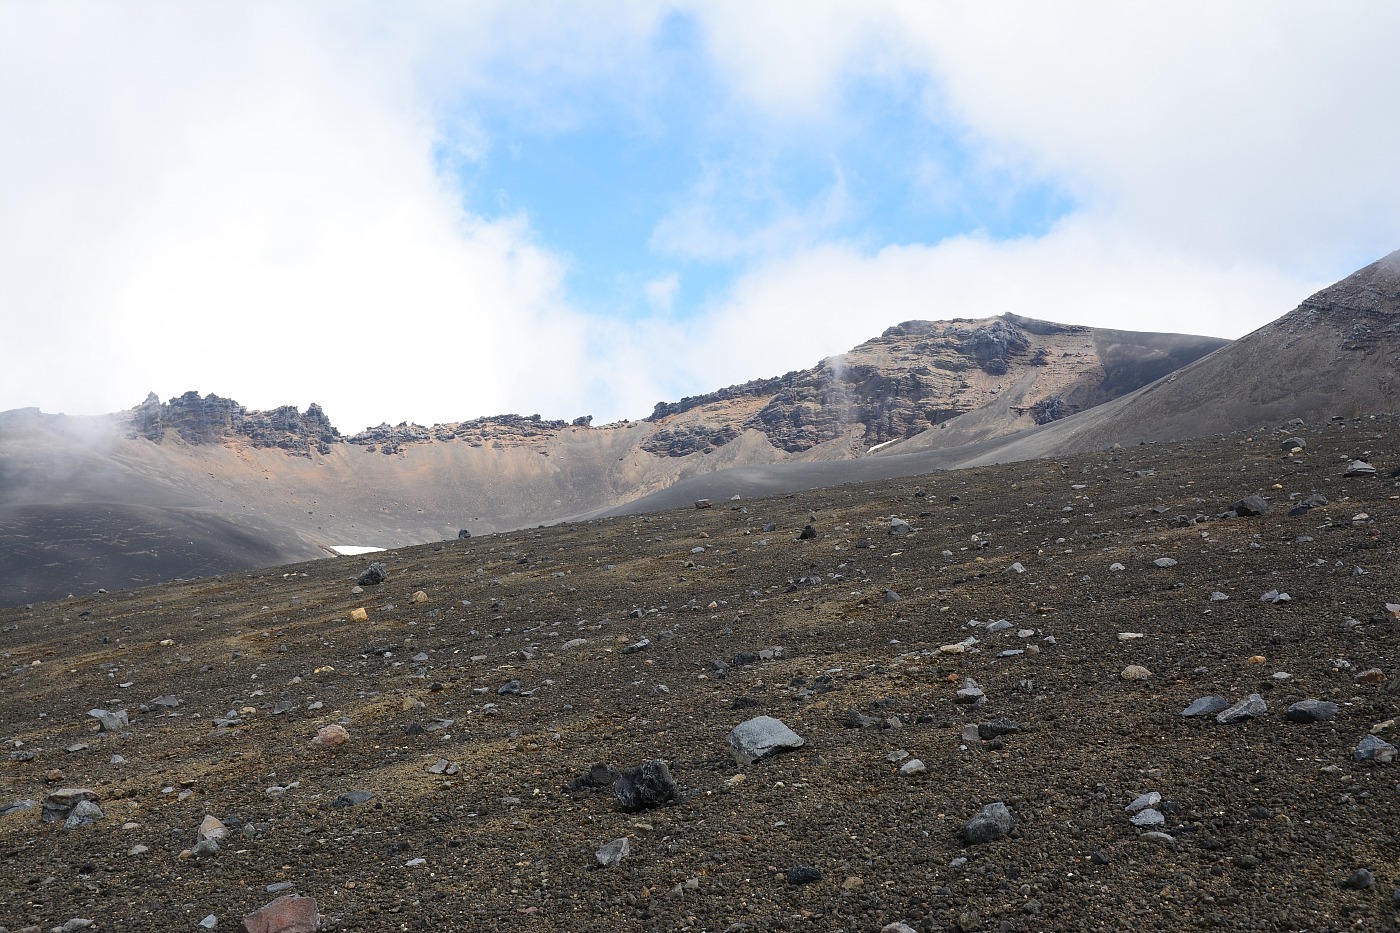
<box><xmin>899</xmin><ymin>248</ymin><xmax>1400</xmax><ymax>463</ymax></box>
<box><xmin>0</xmin><ymin>316</ymin><xmax>1225</xmax><ymax>608</ymax></box>
<box><xmin>1</xmin><ymin>415</ymin><xmax>1397</xmax><ymax>932</ymax></box>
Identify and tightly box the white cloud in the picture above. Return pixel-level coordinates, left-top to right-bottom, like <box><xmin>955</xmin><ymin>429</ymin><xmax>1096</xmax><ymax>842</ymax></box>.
<box><xmin>2</xmin><ymin>1</ymin><xmax>1398</xmax><ymax>435</ymax></box>
<box><xmin>634</xmin><ymin>0</ymin><xmax>1400</xmax><ymax>401</ymax></box>
<box><xmin>651</xmin><ymin>162</ymin><xmax>850</xmax><ymax>262</ymax></box>
<box><xmin>645</xmin><ymin>218</ymin><xmax>1320</xmax><ymax>406</ymax></box>
<box><xmin>643</xmin><ymin>273</ymin><xmax>681</xmax><ymax>312</ymax></box>
<box><xmin>692</xmin><ymin>1</ymin><xmax>1400</xmax><ymax>271</ymax></box>
<box><xmin>0</xmin><ymin>3</ymin><xmax>639</xmax><ymax>431</ymax></box>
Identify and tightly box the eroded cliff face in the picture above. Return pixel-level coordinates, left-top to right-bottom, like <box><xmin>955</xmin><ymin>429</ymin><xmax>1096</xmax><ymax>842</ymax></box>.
<box><xmin>635</xmin><ymin>314</ymin><xmax>1226</xmax><ymax>457</ymax></box>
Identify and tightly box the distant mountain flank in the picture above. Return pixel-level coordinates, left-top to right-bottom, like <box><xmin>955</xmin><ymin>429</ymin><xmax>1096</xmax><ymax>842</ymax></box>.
<box><xmin>118</xmin><ymin>312</ymin><xmax>1229</xmax><ymax>463</ymax></box>
<box><xmin>606</xmin><ymin>249</ymin><xmax>1400</xmax><ymax>516</ymax></box>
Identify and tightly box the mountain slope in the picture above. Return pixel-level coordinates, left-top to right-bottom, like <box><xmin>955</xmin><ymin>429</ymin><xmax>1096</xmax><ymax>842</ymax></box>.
<box><xmin>1</xmin><ymin>419</ymin><xmax>1398</xmax><ymax>931</ymax></box>
<box><xmin>0</xmin><ymin>314</ymin><xmax>1225</xmax><ymax>606</ymax></box>
<box><xmin>1001</xmin><ymin>247</ymin><xmax>1400</xmax><ymax>453</ymax></box>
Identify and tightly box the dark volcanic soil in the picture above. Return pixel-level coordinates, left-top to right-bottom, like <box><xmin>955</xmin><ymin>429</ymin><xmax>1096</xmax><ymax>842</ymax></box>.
<box><xmin>1</xmin><ymin>417</ymin><xmax>1398</xmax><ymax>932</ymax></box>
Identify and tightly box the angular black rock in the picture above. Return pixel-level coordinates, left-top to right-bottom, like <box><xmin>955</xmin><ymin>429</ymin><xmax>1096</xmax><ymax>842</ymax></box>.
<box><xmin>357</xmin><ymin>562</ymin><xmax>388</xmax><ymax>586</ymax></box>
<box><xmin>1284</xmin><ymin>699</ymin><xmax>1338</xmax><ymax>723</ymax></box>
<box><xmin>614</xmin><ymin>760</ymin><xmax>680</xmax><ymax>811</ymax></box>
<box><xmin>1230</xmin><ymin>495</ymin><xmax>1270</xmax><ymax>516</ymax></box>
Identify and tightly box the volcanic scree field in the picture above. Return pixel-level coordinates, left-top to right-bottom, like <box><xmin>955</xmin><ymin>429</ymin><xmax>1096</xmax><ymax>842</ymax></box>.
<box><xmin>1</xmin><ymin>418</ymin><xmax>1398</xmax><ymax>932</ymax></box>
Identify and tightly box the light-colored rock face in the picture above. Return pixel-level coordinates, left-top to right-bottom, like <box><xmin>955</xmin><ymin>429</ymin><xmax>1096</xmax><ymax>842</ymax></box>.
<box><xmin>641</xmin><ymin>313</ymin><xmax>1227</xmax><ymax>458</ymax></box>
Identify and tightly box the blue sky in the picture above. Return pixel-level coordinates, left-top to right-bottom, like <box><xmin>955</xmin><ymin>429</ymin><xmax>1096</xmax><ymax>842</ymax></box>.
<box><xmin>448</xmin><ymin>10</ymin><xmax>1074</xmax><ymax>324</ymax></box>
<box><xmin>3</xmin><ymin>3</ymin><xmax>1400</xmax><ymax>431</ymax></box>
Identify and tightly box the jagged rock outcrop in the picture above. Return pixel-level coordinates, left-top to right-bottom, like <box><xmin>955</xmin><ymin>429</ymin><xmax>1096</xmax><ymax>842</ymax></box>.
<box><xmin>128</xmin><ymin>393</ymin><xmax>582</xmax><ymax>458</ymax></box>
<box><xmin>648</xmin><ymin>376</ymin><xmax>787</xmax><ymax>421</ymax></box>
<box><xmin>118</xmin><ymin>313</ymin><xmax>1227</xmax><ymax>465</ymax></box>
<box><xmin>957</xmin><ymin>318</ymin><xmax>1032</xmax><ymax>375</ymax></box>
<box><xmin>1030</xmin><ymin>395</ymin><xmax>1070</xmax><ymax>424</ymax></box>
<box><xmin>128</xmin><ymin>392</ymin><xmax>339</xmax><ymax>456</ymax></box>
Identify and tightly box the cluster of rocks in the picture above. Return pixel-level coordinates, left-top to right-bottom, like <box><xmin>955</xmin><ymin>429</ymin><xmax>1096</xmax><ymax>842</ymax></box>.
<box><xmin>347</xmin><ymin>413</ymin><xmax>574</xmax><ymax>454</ymax></box>
<box><xmin>1028</xmin><ymin>395</ymin><xmax>1071</xmax><ymax>424</ymax></box>
<box><xmin>639</xmin><ymin>424</ymin><xmax>740</xmax><ymax>457</ymax></box>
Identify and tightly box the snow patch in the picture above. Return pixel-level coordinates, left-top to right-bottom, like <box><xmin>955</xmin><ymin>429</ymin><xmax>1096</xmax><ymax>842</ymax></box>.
<box><xmin>329</xmin><ymin>545</ymin><xmax>387</xmax><ymax>556</ymax></box>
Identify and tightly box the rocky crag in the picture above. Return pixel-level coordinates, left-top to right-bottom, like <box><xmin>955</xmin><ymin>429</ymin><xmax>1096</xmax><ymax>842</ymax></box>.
<box><xmin>640</xmin><ymin>314</ymin><xmax>1227</xmax><ymax>457</ymax></box>
<box><xmin>1</xmin><ymin>313</ymin><xmax>1233</xmax><ymax>606</ymax></box>
<box><xmin>129</xmin><ymin>392</ymin><xmax>341</xmax><ymax>457</ymax></box>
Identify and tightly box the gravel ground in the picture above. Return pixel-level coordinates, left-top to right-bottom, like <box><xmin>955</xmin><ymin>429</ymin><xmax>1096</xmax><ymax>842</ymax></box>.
<box><xmin>1</xmin><ymin>416</ymin><xmax>1397</xmax><ymax>932</ymax></box>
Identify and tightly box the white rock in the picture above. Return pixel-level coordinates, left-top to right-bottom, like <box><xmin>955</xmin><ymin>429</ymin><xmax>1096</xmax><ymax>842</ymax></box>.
<box><xmin>1125</xmin><ymin>791</ymin><xmax>1161</xmax><ymax>813</ymax></box>
<box><xmin>596</xmin><ymin>837</ymin><xmax>630</xmax><ymax>867</ymax></box>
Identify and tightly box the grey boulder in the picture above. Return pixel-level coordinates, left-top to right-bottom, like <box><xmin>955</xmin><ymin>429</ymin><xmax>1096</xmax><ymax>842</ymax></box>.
<box><xmin>88</xmin><ymin>708</ymin><xmax>129</xmax><ymax>732</ymax></box>
<box><xmin>1181</xmin><ymin>695</ymin><xmax>1230</xmax><ymax>718</ymax></box>
<box><xmin>1354</xmin><ymin>734</ymin><xmax>1396</xmax><ymax>764</ymax></box>
<box><xmin>1216</xmin><ymin>694</ymin><xmax>1268</xmax><ymax>724</ymax></box>
<box><xmin>726</xmin><ymin>716</ymin><xmax>806</xmax><ymax>765</ymax></box>
<box><xmin>963</xmin><ymin>802</ymin><xmax>1014</xmax><ymax>843</ymax></box>
<box><xmin>1285</xmin><ymin>699</ymin><xmax>1339</xmax><ymax>723</ymax></box>
<box><xmin>1230</xmin><ymin>495</ymin><xmax>1270</xmax><ymax>516</ymax></box>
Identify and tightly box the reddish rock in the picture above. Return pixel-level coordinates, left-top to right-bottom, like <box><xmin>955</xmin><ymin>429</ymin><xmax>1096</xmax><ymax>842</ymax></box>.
<box><xmin>310</xmin><ymin>724</ymin><xmax>349</xmax><ymax>748</ymax></box>
<box><xmin>236</xmin><ymin>895</ymin><xmax>319</xmax><ymax>933</ymax></box>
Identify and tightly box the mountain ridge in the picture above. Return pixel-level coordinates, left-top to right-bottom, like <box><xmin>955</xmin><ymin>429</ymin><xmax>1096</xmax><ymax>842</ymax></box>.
<box><xmin>110</xmin><ymin>311</ymin><xmax>1229</xmax><ymax>463</ymax></box>
<box><xmin>7</xmin><ymin>243</ymin><xmax>1400</xmax><ymax>611</ymax></box>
